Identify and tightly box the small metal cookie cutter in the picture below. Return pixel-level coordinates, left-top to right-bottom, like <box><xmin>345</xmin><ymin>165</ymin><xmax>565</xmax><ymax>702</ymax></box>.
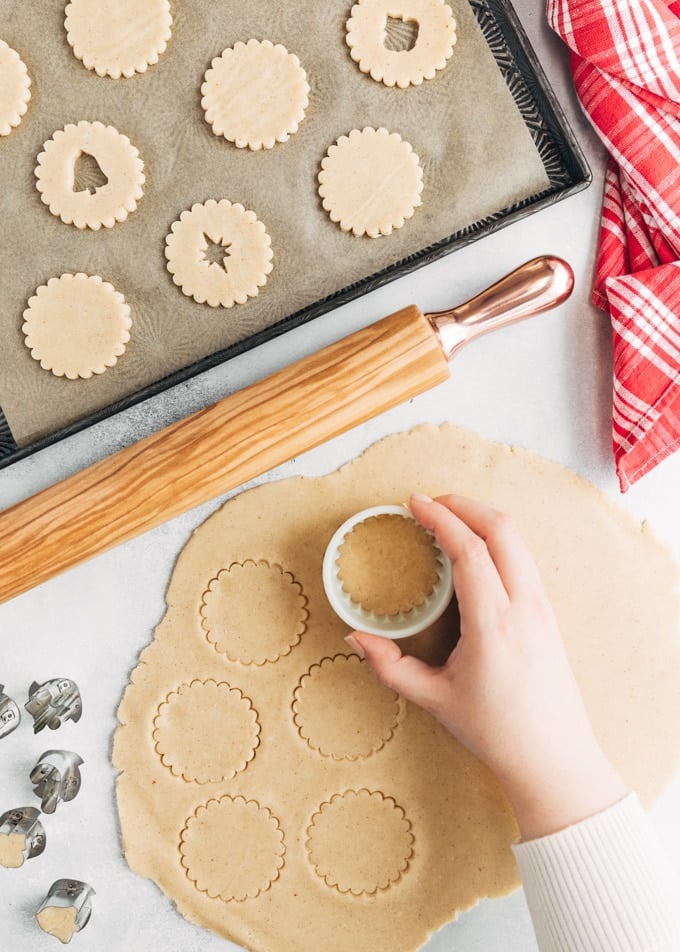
<box><xmin>0</xmin><ymin>806</ymin><xmax>46</xmax><ymax>867</ymax></box>
<box><xmin>25</xmin><ymin>678</ymin><xmax>82</xmax><ymax>734</ymax></box>
<box><xmin>36</xmin><ymin>879</ymin><xmax>96</xmax><ymax>942</ymax></box>
<box><xmin>0</xmin><ymin>684</ymin><xmax>21</xmax><ymax>738</ymax></box>
<box><xmin>30</xmin><ymin>750</ymin><xmax>84</xmax><ymax>814</ymax></box>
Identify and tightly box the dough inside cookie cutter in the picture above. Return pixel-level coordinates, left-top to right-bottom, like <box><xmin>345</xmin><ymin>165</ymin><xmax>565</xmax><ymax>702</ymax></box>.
<box><xmin>322</xmin><ymin>505</ymin><xmax>453</xmax><ymax>638</ymax></box>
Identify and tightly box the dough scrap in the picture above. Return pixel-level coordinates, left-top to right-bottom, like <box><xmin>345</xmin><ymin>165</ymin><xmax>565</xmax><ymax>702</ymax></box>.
<box><xmin>113</xmin><ymin>424</ymin><xmax>680</xmax><ymax>952</ymax></box>
<box><xmin>22</xmin><ymin>273</ymin><xmax>131</xmax><ymax>380</ymax></box>
<box><xmin>35</xmin><ymin>906</ymin><xmax>79</xmax><ymax>944</ymax></box>
<box><xmin>0</xmin><ymin>831</ymin><xmax>27</xmax><ymax>868</ymax></box>
<box><xmin>35</xmin><ymin>121</ymin><xmax>145</xmax><ymax>230</ymax></box>
<box><xmin>201</xmin><ymin>39</ymin><xmax>309</xmax><ymax>150</ymax></box>
<box><xmin>336</xmin><ymin>512</ymin><xmax>440</xmax><ymax>614</ymax></box>
<box><xmin>0</xmin><ymin>40</ymin><xmax>31</xmax><ymax>136</ymax></box>
<box><xmin>346</xmin><ymin>0</ymin><xmax>457</xmax><ymax>88</ymax></box>
<box><xmin>165</xmin><ymin>200</ymin><xmax>274</xmax><ymax>308</ymax></box>
<box><xmin>64</xmin><ymin>0</ymin><xmax>172</xmax><ymax>78</ymax></box>
<box><xmin>318</xmin><ymin>127</ymin><xmax>423</xmax><ymax>237</ymax></box>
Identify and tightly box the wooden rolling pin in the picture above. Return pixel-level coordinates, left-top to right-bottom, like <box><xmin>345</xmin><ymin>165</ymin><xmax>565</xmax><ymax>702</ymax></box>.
<box><xmin>0</xmin><ymin>256</ymin><xmax>573</xmax><ymax>603</ymax></box>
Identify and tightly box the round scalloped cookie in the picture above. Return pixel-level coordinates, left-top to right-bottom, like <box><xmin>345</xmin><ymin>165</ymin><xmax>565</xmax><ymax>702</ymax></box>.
<box><xmin>0</xmin><ymin>40</ymin><xmax>31</xmax><ymax>136</ymax></box>
<box><xmin>346</xmin><ymin>0</ymin><xmax>456</xmax><ymax>88</ymax></box>
<box><xmin>35</xmin><ymin>121</ymin><xmax>145</xmax><ymax>230</ymax></box>
<box><xmin>318</xmin><ymin>127</ymin><xmax>423</xmax><ymax>237</ymax></box>
<box><xmin>201</xmin><ymin>39</ymin><xmax>309</xmax><ymax>150</ymax></box>
<box><xmin>22</xmin><ymin>273</ymin><xmax>132</xmax><ymax>380</ymax></box>
<box><xmin>64</xmin><ymin>0</ymin><xmax>172</xmax><ymax>79</ymax></box>
<box><xmin>165</xmin><ymin>200</ymin><xmax>273</xmax><ymax>308</ymax></box>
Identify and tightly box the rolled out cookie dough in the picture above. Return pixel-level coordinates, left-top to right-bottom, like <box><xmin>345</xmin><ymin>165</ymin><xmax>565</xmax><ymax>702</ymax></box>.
<box><xmin>64</xmin><ymin>0</ymin><xmax>172</xmax><ymax>78</ymax></box>
<box><xmin>114</xmin><ymin>424</ymin><xmax>680</xmax><ymax>952</ymax></box>
<box><xmin>35</xmin><ymin>121</ymin><xmax>145</xmax><ymax>230</ymax></box>
<box><xmin>319</xmin><ymin>127</ymin><xmax>423</xmax><ymax>237</ymax></box>
<box><xmin>201</xmin><ymin>40</ymin><xmax>309</xmax><ymax>150</ymax></box>
<box><xmin>346</xmin><ymin>0</ymin><xmax>457</xmax><ymax>88</ymax></box>
<box><xmin>0</xmin><ymin>40</ymin><xmax>31</xmax><ymax>136</ymax></box>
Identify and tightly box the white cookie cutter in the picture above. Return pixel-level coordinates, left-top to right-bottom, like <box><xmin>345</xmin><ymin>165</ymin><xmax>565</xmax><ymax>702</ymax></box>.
<box><xmin>322</xmin><ymin>504</ymin><xmax>453</xmax><ymax>639</ymax></box>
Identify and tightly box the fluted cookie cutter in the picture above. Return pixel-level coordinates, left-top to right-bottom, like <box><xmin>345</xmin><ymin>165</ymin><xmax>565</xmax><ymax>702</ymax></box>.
<box><xmin>25</xmin><ymin>678</ymin><xmax>82</xmax><ymax>733</ymax></box>
<box><xmin>0</xmin><ymin>684</ymin><xmax>21</xmax><ymax>738</ymax></box>
<box><xmin>30</xmin><ymin>750</ymin><xmax>84</xmax><ymax>814</ymax></box>
<box><xmin>36</xmin><ymin>879</ymin><xmax>95</xmax><ymax>944</ymax></box>
<box><xmin>0</xmin><ymin>806</ymin><xmax>46</xmax><ymax>867</ymax></box>
<box><xmin>322</xmin><ymin>504</ymin><xmax>453</xmax><ymax>638</ymax></box>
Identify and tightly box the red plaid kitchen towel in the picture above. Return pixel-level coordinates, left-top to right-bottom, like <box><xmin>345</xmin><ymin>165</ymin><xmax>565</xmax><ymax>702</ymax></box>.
<box><xmin>547</xmin><ymin>0</ymin><xmax>680</xmax><ymax>490</ymax></box>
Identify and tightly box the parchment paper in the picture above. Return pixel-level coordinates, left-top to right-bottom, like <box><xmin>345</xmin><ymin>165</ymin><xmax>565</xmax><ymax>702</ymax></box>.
<box><xmin>0</xmin><ymin>1</ymin><xmax>549</xmax><ymax>444</ymax></box>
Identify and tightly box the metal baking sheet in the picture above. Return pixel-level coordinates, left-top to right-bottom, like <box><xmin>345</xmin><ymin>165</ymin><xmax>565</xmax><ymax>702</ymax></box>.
<box><xmin>0</xmin><ymin>0</ymin><xmax>589</xmax><ymax>467</ymax></box>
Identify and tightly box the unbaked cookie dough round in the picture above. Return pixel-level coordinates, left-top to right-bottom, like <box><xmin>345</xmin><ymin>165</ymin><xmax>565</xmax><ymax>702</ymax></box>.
<box><xmin>165</xmin><ymin>200</ymin><xmax>274</xmax><ymax>308</ymax></box>
<box><xmin>0</xmin><ymin>40</ymin><xmax>31</xmax><ymax>136</ymax></box>
<box><xmin>64</xmin><ymin>0</ymin><xmax>172</xmax><ymax>78</ymax></box>
<box><xmin>35</xmin><ymin>121</ymin><xmax>145</xmax><ymax>230</ymax></box>
<box><xmin>22</xmin><ymin>273</ymin><xmax>131</xmax><ymax>379</ymax></box>
<box><xmin>201</xmin><ymin>39</ymin><xmax>309</xmax><ymax>150</ymax></box>
<box><xmin>318</xmin><ymin>127</ymin><xmax>423</xmax><ymax>237</ymax></box>
<box><xmin>346</xmin><ymin>0</ymin><xmax>457</xmax><ymax>87</ymax></box>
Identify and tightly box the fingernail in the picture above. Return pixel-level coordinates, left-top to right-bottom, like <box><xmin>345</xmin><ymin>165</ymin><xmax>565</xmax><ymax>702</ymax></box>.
<box><xmin>410</xmin><ymin>493</ymin><xmax>432</xmax><ymax>504</ymax></box>
<box><xmin>344</xmin><ymin>634</ymin><xmax>365</xmax><ymax>659</ymax></box>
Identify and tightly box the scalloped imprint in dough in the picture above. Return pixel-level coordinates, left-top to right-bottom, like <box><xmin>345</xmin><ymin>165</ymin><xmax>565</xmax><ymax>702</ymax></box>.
<box><xmin>22</xmin><ymin>273</ymin><xmax>131</xmax><ymax>380</ymax></box>
<box><xmin>180</xmin><ymin>796</ymin><xmax>285</xmax><ymax>902</ymax></box>
<box><xmin>64</xmin><ymin>0</ymin><xmax>172</xmax><ymax>79</ymax></box>
<box><xmin>200</xmin><ymin>560</ymin><xmax>308</xmax><ymax>664</ymax></box>
<box><xmin>35</xmin><ymin>121</ymin><xmax>145</xmax><ymax>230</ymax></box>
<box><xmin>306</xmin><ymin>789</ymin><xmax>414</xmax><ymax>895</ymax></box>
<box><xmin>113</xmin><ymin>424</ymin><xmax>680</xmax><ymax>952</ymax></box>
<box><xmin>165</xmin><ymin>200</ymin><xmax>274</xmax><ymax>307</ymax></box>
<box><xmin>318</xmin><ymin>127</ymin><xmax>423</xmax><ymax>237</ymax></box>
<box><xmin>292</xmin><ymin>654</ymin><xmax>401</xmax><ymax>761</ymax></box>
<box><xmin>0</xmin><ymin>40</ymin><xmax>31</xmax><ymax>136</ymax></box>
<box><xmin>152</xmin><ymin>680</ymin><xmax>260</xmax><ymax>784</ymax></box>
<box><xmin>346</xmin><ymin>0</ymin><xmax>457</xmax><ymax>88</ymax></box>
<box><xmin>201</xmin><ymin>39</ymin><xmax>309</xmax><ymax>150</ymax></box>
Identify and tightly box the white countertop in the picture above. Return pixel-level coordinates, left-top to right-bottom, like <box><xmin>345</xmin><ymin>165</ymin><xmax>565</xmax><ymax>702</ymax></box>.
<box><xmin>1</xmin><ymin>4</ymin><xmax>679</xmax><ymax>949</ymax></box>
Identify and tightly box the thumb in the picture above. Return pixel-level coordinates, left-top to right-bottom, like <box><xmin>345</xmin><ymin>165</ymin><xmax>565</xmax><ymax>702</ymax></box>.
<box><xmin>346</xmin><ymin>631</ymin><xmax>442</xmax><ymax>713</ymax></box>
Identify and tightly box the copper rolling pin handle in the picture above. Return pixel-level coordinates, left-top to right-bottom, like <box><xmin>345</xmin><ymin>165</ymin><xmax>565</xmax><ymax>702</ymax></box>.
<box><xmin>427</xmin><ymin>255</ymin><xmax>575</xmax><ymax>361</ymax></box>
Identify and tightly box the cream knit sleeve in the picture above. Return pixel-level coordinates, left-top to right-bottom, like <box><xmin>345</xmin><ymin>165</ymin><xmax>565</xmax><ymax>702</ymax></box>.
<box><xmin>512</xmin><ymin>793</ymin><xmax>680</xmax><ymax>951</ymax></box>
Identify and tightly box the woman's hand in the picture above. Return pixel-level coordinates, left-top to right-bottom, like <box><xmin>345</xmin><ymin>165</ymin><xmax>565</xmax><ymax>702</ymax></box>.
<box><xmin>346</xmin><ymin>494</ymin><xmax>628</xmax><ymax>840</ymax></box>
